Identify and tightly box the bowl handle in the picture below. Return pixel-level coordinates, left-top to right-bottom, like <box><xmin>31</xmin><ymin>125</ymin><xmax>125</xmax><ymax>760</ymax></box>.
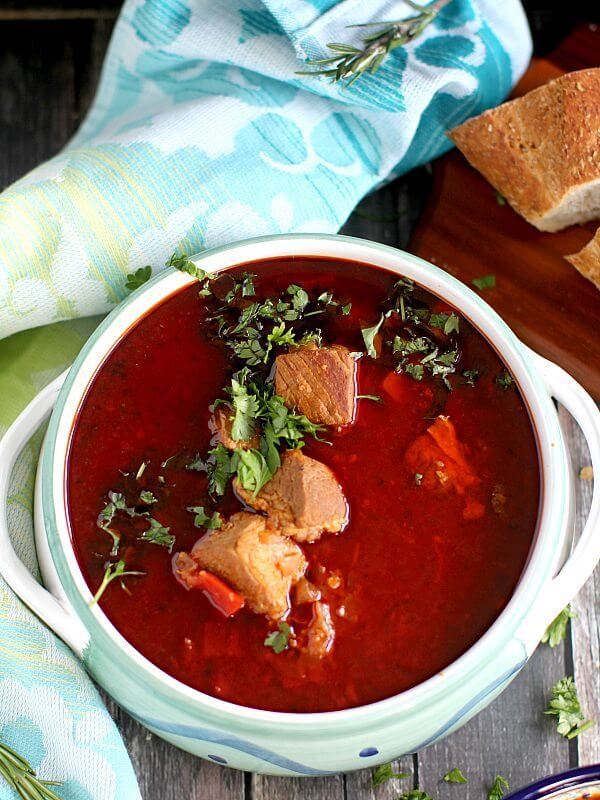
<box><xmin>518</xmin><ymin>349</ymin><xmax>600</xmax><ymax>653</ymax></box>
<box><xmin>0</xmin><ymin>373</ymin><xmax>88</xmax><ymax>657</ymax></box>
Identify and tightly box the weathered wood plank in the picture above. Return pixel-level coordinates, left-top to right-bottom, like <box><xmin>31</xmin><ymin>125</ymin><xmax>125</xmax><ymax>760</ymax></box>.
<box><xmin>558</xmin><ymin>405</ymin><xmax>599</xmax><ymax>765</ymax></box>
<box><xmin>417</xmin><ymin>639</ymin><xmax>572</xmax><ymax>800</ymax></box>
<box><xmin>252</xmin><ymin>774</ymin><xmax>345</xmax><ymax>800</ymax></box>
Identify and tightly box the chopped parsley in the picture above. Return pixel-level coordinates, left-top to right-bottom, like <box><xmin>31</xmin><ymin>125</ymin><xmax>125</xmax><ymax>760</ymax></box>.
<box><xmin>356</xmin><ymin>394</ymin><xmax>382</xmax><ymax>402</ymax></box>
<box><xmin>495</xmin><ymin>191</ymin><xmax>507</xmax><ymax>206</ymax></box>
<box><xmin>472</xmin><ymin>274</ymin><xmax>496</xmax><ymax>291</ymax></box>
<box><xmin>236</xmin><ymin>449</ymin><xmax>273</xmax><ymax>496</ymax></box>
<box><xmin>139</xmin><ymin>490</ymin><xmax>157</xmax><ymax>505</ymax></box>
<box><xmin>399</xmin><ymin>791</ymin><xmax>433</xmax><ymax>800</ymax></box>
<box><xmin>414</xmin><ymin>472</ymin><xmax>423</xmax><ymax>486</ymax></box>
<box><xmin>429</xmin><ymin>312</ymin><xmax>460</xmax><ymax>335</ymax></box>
<box><xmin>462</xmin><ymin>369</ymin><xmax>480</xmax><ymax>387</ymax></box>
<box><xmin>188</xmin><ymin>506</ymin><xmax>223</xmax><ymax>530</ymax></box>
<box><xmin>545</xmin><ymin>676</ymin><xmax>594</xmax><ymax>738</ymax></box>
<box><xmin>488</xmin><ymin>776</ymin><xmax>509</xmax><ymax>800</ymax></box>
<box><xmin>229</xmin><ymin>371</ymin><xmax>260</xmax><ymax>442</ymax></box>
<box><xmin>495</xmin><ymin>371</ymin><xmax>514</xmax><ymax>390</ymax></box>
<box><xmin>167</xmin><ymin>252</ymin><xmax>207</xmax><ymax>280</ymax></box>
<box><xmin>443</xmin><ymin>768</ymin><xmax>467</xmax><ymax>784</ymax></box>
<box><xmin>541</xmin><ymin>606</ymin><xmax>576</xmax><ymax>648</ymax></box>
<box><xmin>264</xmin><ymin>621</ymin><xmax>292</xmax><ymax>654</ymax></box>
<box><xmin>361</xmin><ymin>313</ymin><xmax>386</xmax><ymax>358</ymax></box>
<box><xmin>405</xmin><ymin>363</ymin><xmax>424</xmax><ymax>381</ymax></box>
<box><xmin>125</xmin><ymin>265</ymin><xmax>152</xmax><ymax>292</ymax></box>
<box><xmin>206</xmin><ymin>443</ymin><xmax>237</xmax><ymax>497</ymax></box>
<box><xmin>91</xmin><ymin>560</ymin><xmax>144</xmax><ymax>606</ymax></box>
<box><xmin>139</xmin><ymin>518</ymin><xmax>175</xmax><ymax>552</ymax></box>
<box><xmin>371</xmin><ymin>763</ymin><xmax>409</xmax><ymax>787</ymax></box>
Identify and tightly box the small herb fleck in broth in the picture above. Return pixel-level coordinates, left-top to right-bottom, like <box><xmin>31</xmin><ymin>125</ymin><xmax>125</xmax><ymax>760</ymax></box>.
<box><xmin>187</xmin><ymin>506</ymin><xmax>223</xmax><ymax>530</ymax></box>
<box><xmin>472</xmin><ymin>274</ymin><xmax>496</xmax><ymax>291</ymax></box>
<box><xmin>264</xmin><ymin>622</ymin><xmax>292</xmax><ymax>654</ymax></box>
<box><xmin>495</xmin><ymin>371</ymin><xmax>514</xmax><ymax>390</ymax></box>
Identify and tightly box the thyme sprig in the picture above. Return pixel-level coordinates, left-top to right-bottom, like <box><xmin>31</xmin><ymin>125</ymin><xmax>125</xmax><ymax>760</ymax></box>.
<box><xmin>298</xmin><ymin>0</ymin><xmax>451</xmax><ymax>86</ymax></box>
<box><xmin>0</xmin><ymin>740</ymin><xmax>63</xmax><ymax>800</ymax></box>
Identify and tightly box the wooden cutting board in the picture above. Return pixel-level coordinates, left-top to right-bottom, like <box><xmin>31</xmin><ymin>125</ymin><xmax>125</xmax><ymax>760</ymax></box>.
<box><xmin>410</xmin><ymin>24</ymin><xmax>600</xmax><ymax>398</ymax></box>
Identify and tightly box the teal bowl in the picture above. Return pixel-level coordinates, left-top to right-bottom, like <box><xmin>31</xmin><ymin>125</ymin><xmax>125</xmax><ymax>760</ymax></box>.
<box><xmin>1</xmin><ymin>235</ymin><xmax>599</xmax><ymax>775</ymax></box>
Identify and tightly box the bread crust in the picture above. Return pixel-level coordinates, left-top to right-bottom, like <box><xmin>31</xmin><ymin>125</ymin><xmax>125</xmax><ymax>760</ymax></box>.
<box><xmin>449</xmin><ymin>68</ymin><xmax>600</xmax><ymax>231</ymax></box>
<box><xmin>566</xmin><ymin>228</ymin><xmax>600</xmax><ymax>291</ymax></box>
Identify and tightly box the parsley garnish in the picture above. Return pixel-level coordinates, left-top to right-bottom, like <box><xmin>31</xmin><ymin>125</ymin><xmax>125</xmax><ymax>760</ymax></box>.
<box><xmin>341</xmin><ymin>303</ymin><xmax>352</xmax><ymax>315</ymax></box>
<box><xmin>371</xmin><ymin>763</ymin><xmax>409</xmax><ymax>787</ymax></box>
<box><xmin>541</xmin><ymin>606</ymin><xmax>576</xmax><ymax>648</ymax></box>
<box><xmin>91</xmin><ymin>560</ymin><xmax>144</xmax><ymax>606</ymax></box>
<box><xmin>545</xmin><ymin>676</ymin><xmax>594</xmax><ymax>738</ymax></box>
<box><xmin>488</xmin><ymin>776</ymin><xmax>509</xmax><ymax>800</ymax></box>
<box><xmin>443</xmin><ymin>768</ymin><xmax>467</xmax><ymax>784</ymax></box>
<box><xmin>125</xmin><ymin>265</ymin><xmax>152</xmax><ymax>292</ymax></box>
<box><xmin>206</xmin><ymin>443</ymin><xmax>237</xmax><ymax>497</ymax></box>
<box><xmin>139</xmin><ymin>518</ymin><xmax>175</xmax><ymax>552</ymax></box>
<box><xmin>229</xmin><ymin>372</ymin><xmax>260</xmax><ymax>442</ymax></box>
<box><xmin>167</xmin><ymin>252</ymin><xmax>207</xmax><ymax>280</ymax></box>
<box><xmin>139</xmin><ymin>490</ymin><xmax>157</xmax><ymax>505</ymax></box>
<box><xmin>472</xmin><ymin>274</ymin><xmax>496</xmax><ymax>290</ymax></box>
<box><xmin>187</xmin><ymin>506</ymin><xmax>223</xmax><ymax>530</ymax></box>
<box><xmin>405</xmin><ymin>363</ymin><xmax>424</xmax><ymax>381</ymax></box>
<box><xmin>495</xmin><ymin>371</ymin><xmax>514</xmax><ymax>390</ymax></box>
<box><xmin>362</xmin><ymin>313</ymin><xmax>386</xmax><ymax>358</ymax></box>
<box><xmin>357</xmin><ymin>394</ymin><xmax>382</xmax><ymax>402</ymax></box>
<box><xmin>399</xmin><ymin>791</ymin><xmax>433</xmax><ymax>800</ymax></box>
<box><xmin>462</xmin><ymin>369</ymin><xmax>479</xmax><ymax>387</ymax></box>
<box><xmin>414</xmin><ymin>472</ymin><xmax>423</xmax><ymax>485</ymax></box>
<box><xmin>495</xmin><ymin>191</ymin><xmax>506</xmax><ymax>206</ymax></box>
<box><xmin>429</xmin><ymin>312</ymin><xmax>460</xmax><ymax>335</ymax></box>
<box><xmin>236</xmin><ymin>449</ymin><xmax>273</xmax><ymax>496</ymax></box>
<box><xmin>264</xmin><ymin>622</ymin><xmax>292</xmax><ymax>654</ymax></box>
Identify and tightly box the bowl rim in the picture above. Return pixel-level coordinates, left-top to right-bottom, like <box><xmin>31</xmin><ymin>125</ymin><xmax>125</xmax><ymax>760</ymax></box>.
<box><xmin>505</xmin><ymin>765</ymin><xmax>600</xmax><ymax>800</ymax></box>
<box><xmin>41</xmin><ymin>233</ymin><xmax>570</xmax><ymax>726</ymax></box>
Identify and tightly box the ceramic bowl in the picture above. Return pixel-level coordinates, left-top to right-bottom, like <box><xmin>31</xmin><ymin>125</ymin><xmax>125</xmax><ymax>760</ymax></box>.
<box><xmin>1</xmin><ymin>234</ymin><xmax>599</xmax><ymax>775</ymax></box>
<box><xmin>506</xmin><ymin>765</ymin><xmax>600</xmax><ymax>800</ymax></box>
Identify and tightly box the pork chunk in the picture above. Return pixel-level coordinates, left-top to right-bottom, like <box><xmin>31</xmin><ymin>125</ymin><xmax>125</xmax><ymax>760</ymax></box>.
<box><xmin>211</xmin><ymin>406</ymin><xmax>260</xmax><ymax>450</ymax></box>
<box><xmin>191</xmin><ymin>512</ymin><xmax>306</xmax><ymax>619</ymax></box>
<box><xmin>275</xmin><ymin>344</ymin><xmax>356</xmax><ymax>426</ymax></box>
<box><xmin>234</xmin><ymin>450</ymin><xmax>347</xmax><ymax>543</ymax></box>
<box><xmin>306</xmin><ymin>601</ymin><xmax>335</xmax><ymax>658</ymax></box>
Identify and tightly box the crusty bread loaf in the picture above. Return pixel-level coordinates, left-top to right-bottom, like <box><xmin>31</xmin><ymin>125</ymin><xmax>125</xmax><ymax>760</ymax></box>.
<box><xmin>566</xmin><ymin>228</ymin><xmax>600</xmax><ymax>290</ymax></box>
<box><xmin>449</xmin><ymin>68</ymin><xmax>600</xmax><ymax>232</ymax></box>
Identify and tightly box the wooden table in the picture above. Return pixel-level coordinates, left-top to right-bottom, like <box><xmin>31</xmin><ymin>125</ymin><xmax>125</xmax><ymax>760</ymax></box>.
<box><xmin>0</xmin><ymin>3</ymin><xmax>597</xmax><ymax>798</ymax></box>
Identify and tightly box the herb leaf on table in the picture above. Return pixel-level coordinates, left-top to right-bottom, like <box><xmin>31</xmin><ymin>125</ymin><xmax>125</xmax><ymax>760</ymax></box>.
<box><xmin>541</xmin><ymin>605</ymin><xmax>576</xmax><ymax>648</ymax></box>
<box><xmin>488</xmin><ymin>775</ymin><xmax>509</xmax><ymax>800</ymax></box>
<box><xmin>545</xmin><ymin>676</ymin><xmax>594</xmax><ymax>738</ymax></box>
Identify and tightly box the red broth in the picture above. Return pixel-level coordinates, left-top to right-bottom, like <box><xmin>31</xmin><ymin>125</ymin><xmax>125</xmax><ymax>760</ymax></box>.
<box><xmin>67</xmin><ymin>258</ymin><xmax>540</xmax><ymax>712</ymax></box>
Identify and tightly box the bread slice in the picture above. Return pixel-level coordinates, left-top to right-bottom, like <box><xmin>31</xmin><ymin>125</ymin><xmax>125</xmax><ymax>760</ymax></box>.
<box><xmin>566</xmin><ymin>228</ymin><xmax>600</xmax><ymax>290</ymax></box>
<box><xmin>449</xmin><ymin>68</ymin><xmax>600</xmax><ymax>232</ymax></box>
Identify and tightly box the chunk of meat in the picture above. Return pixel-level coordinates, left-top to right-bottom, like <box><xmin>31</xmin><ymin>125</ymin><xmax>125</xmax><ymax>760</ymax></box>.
<box><xmin>190</xmin><ymin>512</ymin><xmax>306</xmax><ymax>619</ymax></box>
<box><xmin>294</xmin><ymin>577</ymin><xmax>321</xmax><ymax>605</ymax></box>
<box><xmin>405</xmin><ymin>416</ymin><xmax>483</xmax><ymax>519</ymax></box>
<box><xmin>172</xmin><ymin>553</ymin><xmax>246</xmax><ymax>617</ymax></box>
<box><xmin>211</xmin><ymin>406</ymin><xmax>260</xmax><ymax>450</ymax></box>
<box><xmin>234</xmin><ymin>449</ymin><xmax>348</xmax><ymax>543</ymax></box>
<box><xmin>275</xmin><ymin>344</ymin><xmax>356</xmax><ymax>426</ymax></box>
<box><xmin>306</xmin><ymin>601</ymin><xmax>335</xmax><ymax>658</ymax></box>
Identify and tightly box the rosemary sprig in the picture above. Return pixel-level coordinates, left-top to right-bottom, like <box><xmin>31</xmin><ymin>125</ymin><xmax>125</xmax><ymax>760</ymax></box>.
<box><xmin>298</xmin><ymin>0</ymin><xmax>451</xmax><ymax>86</ymax></box>
<box><xmin>0</xmin><ymin>739</ymin><xmax>63</xmax><ymax>799</ymax></box>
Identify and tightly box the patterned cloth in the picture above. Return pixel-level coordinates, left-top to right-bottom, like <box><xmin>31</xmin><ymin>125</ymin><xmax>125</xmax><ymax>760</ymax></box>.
<box><xmin>0</xmin><ymin>1</ymin><xmax>531</xmax><ymax>797</ymax></box>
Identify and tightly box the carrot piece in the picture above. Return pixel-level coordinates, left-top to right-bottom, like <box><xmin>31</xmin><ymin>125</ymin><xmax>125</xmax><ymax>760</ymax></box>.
<box><xmin>193</xmin><ymin>570</ymin><xmax>245</xmax><ymax>617</ymax></box>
